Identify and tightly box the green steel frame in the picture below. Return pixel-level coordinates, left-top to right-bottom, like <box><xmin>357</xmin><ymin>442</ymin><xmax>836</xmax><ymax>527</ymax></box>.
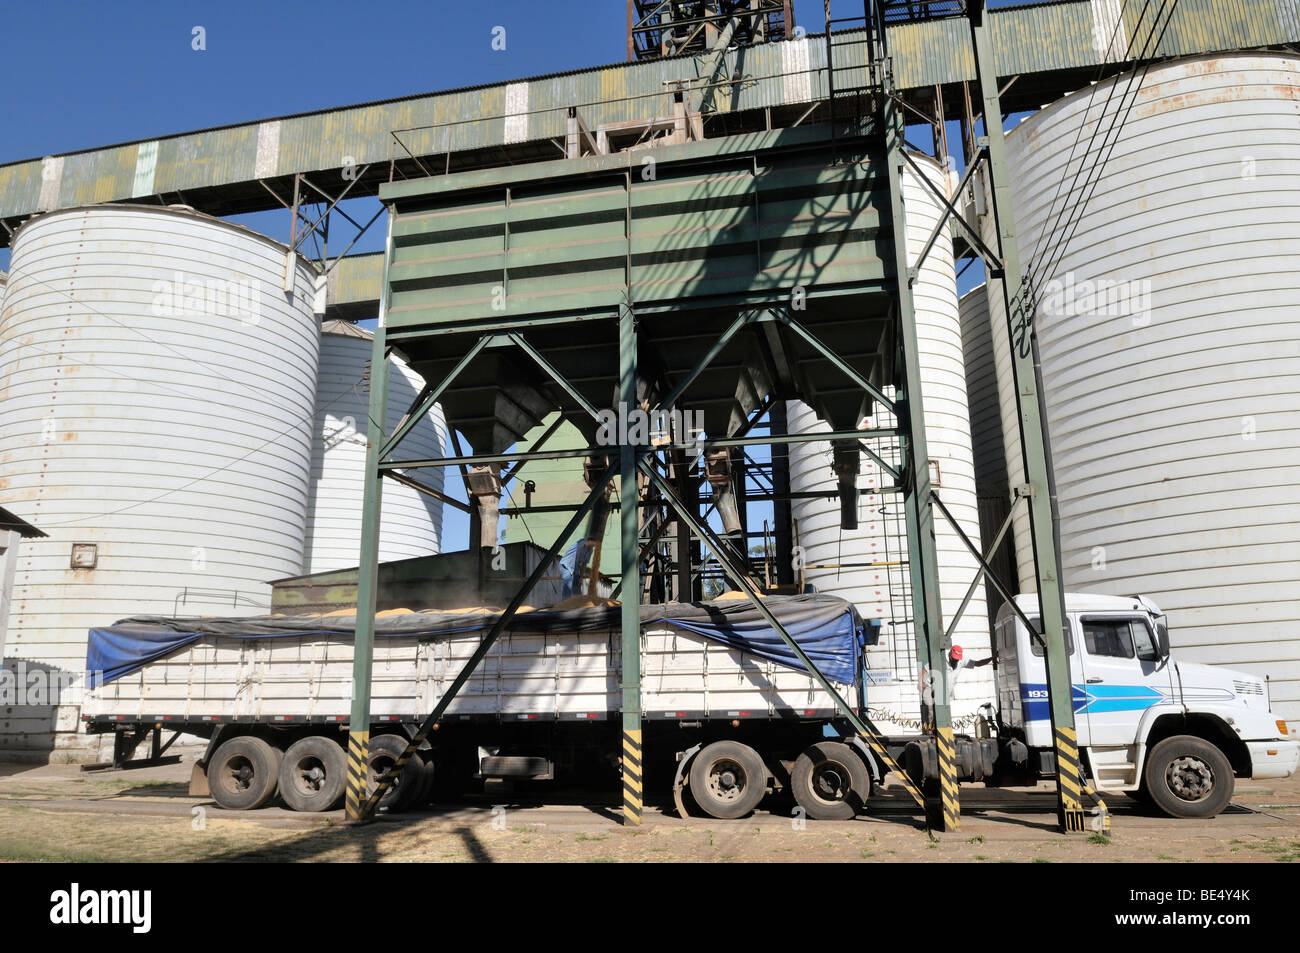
<box><xmin>965</xmin><ymin>0</ymin><xmax>1099</xmax><ymax>833</ymax></box>
<box><xmin>342</xmin><ymin>299</ymin><xmax>940</xmax><ymax>826</ymax></box>
<box><xmin>339</xmin><ymin>1</ymin><xmax>1104</xmax><ymax>838</ymax></box>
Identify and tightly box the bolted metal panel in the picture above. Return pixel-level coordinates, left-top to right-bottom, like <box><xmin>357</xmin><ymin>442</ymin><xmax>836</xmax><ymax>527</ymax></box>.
<box><xmin>303</xmin><ymin>323</ymin><xmax>446</xmax><ymax>574</ymax></box>
<box><xmin>983</xmin><ymin>52</ymin><xmax>1300</xmax><ymax>729</ymax></box>
<box><xmin>0</xmin><ymin>205</ymin><xmax>319</xmax><ymax>754</ymax></box>
<box><xmin>890</xmin><ymin>17</ymin><xmax>976</xmax><ymax>90</ymax></box>
<box><xmin>382</xmin><ymin>124</ymin><xmax>890</xmax><ymax>332</ymax></box>
<box><xmin>381</xmin><ymin>122</ymin><xmax>901</xmax><ymax>462</ymax></box>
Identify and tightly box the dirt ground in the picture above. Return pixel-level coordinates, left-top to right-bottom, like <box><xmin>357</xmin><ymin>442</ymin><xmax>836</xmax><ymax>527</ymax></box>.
<box><xmin>0</xmin><ymin>760</ymin><xmax>1296</xmax><ymax>863</ymax></box>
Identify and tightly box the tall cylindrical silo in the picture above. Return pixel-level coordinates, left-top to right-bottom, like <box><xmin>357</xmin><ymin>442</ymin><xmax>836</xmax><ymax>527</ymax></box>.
<box><xmin>981</xmin><ymin>53</ymin><xmax>1300</xmax><ymax>728</ymax></box>
<box><xmin>0</xmin><ymin>205</ymin><xmax>320</xmax><ymax>759</ymax></box>
<box><xmin>958</xmin><ymin>283</ymin><xmax>1017</xmax><ymax>630</ymax></box>
<box><xmin>788</xmin><ymin>153</ymin><xmax>992</xmax><ymax>731</ymax></box>
<box><xmin>303</xmin><ymin>321</ymin><xmax>446</xmax><ymax>574</ymax></box>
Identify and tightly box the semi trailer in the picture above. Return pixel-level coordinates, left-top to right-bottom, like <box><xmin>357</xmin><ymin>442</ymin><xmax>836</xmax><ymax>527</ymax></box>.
<box><xmin>81</xmin><ymin>591</ymin><xmax>1297</xmax><ymax>820</ymax></box>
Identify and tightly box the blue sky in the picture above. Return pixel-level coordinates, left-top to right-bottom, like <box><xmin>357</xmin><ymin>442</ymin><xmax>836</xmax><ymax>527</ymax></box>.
<box><xmin>1</xmin><ymin>0</ymin><xmax>999</xmax><ymax>551</ymax></box>
<box><xmin>0</xmin><ymin>1</ymin><xmax>998</xmax><ymax>259</ymax></box>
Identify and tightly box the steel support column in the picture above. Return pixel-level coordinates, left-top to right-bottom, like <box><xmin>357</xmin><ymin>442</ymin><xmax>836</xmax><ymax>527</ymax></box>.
<box><xmin>881</xmin><ymin>54</ymin><xmax>960</xmax><ymax>832</ymax></box>
<box><xmin>344</xmin><ymin>214</ymin><xmax>395</xmax><ymax>822</ymax></box>
<box><xmin>969</xmin><ymin>0</ymin><xmax>1088</xmax><ymax>834</ymax></box>
<box><xmin>619</xmin><ymin>305</ymin><xmax>644</xmax><ymax>825</ymax></box>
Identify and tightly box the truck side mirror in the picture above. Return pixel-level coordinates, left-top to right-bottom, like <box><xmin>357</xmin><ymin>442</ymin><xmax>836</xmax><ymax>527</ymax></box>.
<box><xmin>1156</xmin><ymin>622</ymin><xmax>1170</xmax><ymax>660</ymax></box>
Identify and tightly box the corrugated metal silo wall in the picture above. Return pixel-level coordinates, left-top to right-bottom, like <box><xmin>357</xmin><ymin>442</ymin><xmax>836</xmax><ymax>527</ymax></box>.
<box><xmin>959</xmin><ymin>283</ymin><xmax>1017</xmax><ymax>631</ymax></box>
<box><xmin>0</xmin><ymin>206</ymin><xmax>320</xmax><ymax>760</ymax></box>
<box><xmin>304</xmin><ymin>327</ymin><xmax>446</xmax><ymax>574</ymax></box>
<box><xmin>981</xmin><ymin>52</ymin><xmax>1300</xmax><ymax>728</ymax></box>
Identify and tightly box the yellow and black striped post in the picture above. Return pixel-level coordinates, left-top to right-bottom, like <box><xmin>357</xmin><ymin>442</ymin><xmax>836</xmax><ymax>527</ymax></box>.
<box><xmin>934</xmin><ymin>726</ymin><xmax>961</xmax><ymax>832</ymax></box>
<box><xmin>1052</xmin><ymin>724</ymin><xmax>1089</xmax><ymax>832</ymax></box>
<box><xmin>859</xmin><ymin>731</ymin><xmax>927</xmax><ymax>812</ymax></box>
<box><xmin>344</xmin><ymin>728</ymin><xmax>370</xmax><ymax>821</ymax></box>
<box><xmin>1082</xmin><ymin>779</ymin><xmax>1111</xmax><ymax>833</ymax></box>
<box><xmin>622</xmin><ymin>728</ymin><xmax>643</xmax><ymax>825</ymax></box>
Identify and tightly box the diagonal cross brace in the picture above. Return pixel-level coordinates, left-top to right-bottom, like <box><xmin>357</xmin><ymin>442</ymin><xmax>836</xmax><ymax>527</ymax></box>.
<box><xmin>900</xmin><ymin>149</ymin><xmax>1004</xmax><ymax>276</ymax></box>
<box><xmin>380</xmin><ymin>334</ymin><xmax>491</xmax><ymax>459</ymax></box>
<box><xmin>353</xmin><ymin>464</ymin><xmax>617</xmax><ymax>821</ymax></box>
<box><xmin>940</xmin><ymin>492</ymin><xmax>1019</xmax><ymax>643</ymax></box>
<box><xmin>770</xmin><ymin>310</ymin><xmax>898</xmax><ymax>415</ymax></box>
<box><xmin>913</xmin><ymin>146</ymin><xmax>988</xmax><ymax>277</ymax></box>
<box><xmin>637</xmin><ymin>457</ymin><xmax>928</xmax><ymax>813</ymax></box>
<box><xmin>929</xmin><ymin>490</ymin><xmax>1044</xmax><ymax>652</ymax></box>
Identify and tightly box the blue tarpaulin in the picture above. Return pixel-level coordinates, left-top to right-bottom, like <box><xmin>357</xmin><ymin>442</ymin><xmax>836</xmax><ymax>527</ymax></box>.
<box><xmin>87</xmin><ymin>593</ymin><xmax>871</xmax><ymax>687</ymax></box>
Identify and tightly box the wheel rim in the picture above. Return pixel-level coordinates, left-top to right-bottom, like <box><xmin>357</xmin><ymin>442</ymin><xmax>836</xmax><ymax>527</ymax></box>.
<box><xmin>292</xmin><ymin>756</ymin><xmax>327</xmax><ymax>795</ymax></box>
<box><xmin>1166</xmin><ymin>755</ymin><xmax>1215</xmax><ymax>802</ymax></box>
<box><xmin>810</xmin><ymin>761</ymin><xmax>850</xmax><ymax>805</ymax></box>
<box><xmin>223</xmin><ymin>755</ymin><xmax>255</xmax><ymax>794</ymax></box>
<box><xmin>705</xmin><ymin>758</ymin><xmax>748</xmax><ymax>803</ymax></box>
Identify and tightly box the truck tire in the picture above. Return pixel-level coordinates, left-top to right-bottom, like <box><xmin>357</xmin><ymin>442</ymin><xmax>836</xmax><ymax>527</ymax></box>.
<box><xmin>791</xmin><ymin>741</ymin><xmax>870</xmax><ymax>820</ymax></box>
<box><xmin>1143</xmin><ymin>735</ymin><xmax>1235</xmax><ymax>818</ymax></box>
<box><xmin>689</xmin><ymin>740</ymin><xmax>768</xmax><ymax>819</ymax></box>
<box><xmin>413</xmin><ymin>749</ymin><xmax>437</xmax><ymax>807</ymax></box>
<box><xmin>207</xmin><ymin>735</ymin><xmax>282</xmax><ymax>811</ymax></box>
<box><xmin>278</xmin><ymin>736</ymin><xmax>347</xmax><ymax>813</ymax></box>
<box><xmin>366</xmin><ymin>733</ymin><xmax>422</xmax><ymax>813</ymax></box>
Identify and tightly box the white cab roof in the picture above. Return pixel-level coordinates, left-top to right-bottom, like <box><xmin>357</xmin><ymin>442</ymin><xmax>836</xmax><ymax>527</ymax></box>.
<box><xmin>1003</xmin><ymin>592</ymin><xmax>1154</xmax><ymax>617</ymax></box>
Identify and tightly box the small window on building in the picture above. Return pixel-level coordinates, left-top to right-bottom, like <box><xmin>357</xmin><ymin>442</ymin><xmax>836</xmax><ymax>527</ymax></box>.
<box><xmin>1027</xmin><ymin>616</ymin><xmax>1075</xmax><ymax>657</ymax></box>
<box><xmin>70</xmin><ymin>542</ymin><xmax>98</xmax><ymax>570</ymax></box>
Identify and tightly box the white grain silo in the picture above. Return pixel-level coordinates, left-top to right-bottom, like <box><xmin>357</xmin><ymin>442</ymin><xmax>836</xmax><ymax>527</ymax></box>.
<box><xmin>980</xmin><ymin>53</ymin><xmax>1300</xmax><ymax>729</ymax></box>
<box><xmin>788</xmin><ymin>153</ymin><xmax>992</xmax><ymax>731</ymax></box>
<box><xmin>0</xmin><ymin>205</ymin><xmax>320</xmax><ymax>759</ymax></box>
<box><xmin>302</xmin><ymin>321</ymin><xmax>446</xmax><ymax>574</ymax></box>
<box><xmin>958</xmin><ymin>284</ymin><xmax>1017</xmax><ymax>630</ymax></box>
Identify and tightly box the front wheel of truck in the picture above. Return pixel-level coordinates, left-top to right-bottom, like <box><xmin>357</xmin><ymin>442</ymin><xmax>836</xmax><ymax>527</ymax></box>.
<box><xmin>1143</xmin><ymin>735</ymin><xmax>1234</xmax><ymax>818</ymax></box>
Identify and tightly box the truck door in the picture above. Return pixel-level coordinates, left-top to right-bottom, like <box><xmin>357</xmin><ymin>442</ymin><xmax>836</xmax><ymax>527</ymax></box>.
<box><xmin>1016</xmin><ymin>615</ymin><xmax>1088</xmax><ymax>748</ymax></box>
<box><xmin>1076</xmin><ymin>614</ymin><xmax>1173</xmax><ymax>748</ymax></box>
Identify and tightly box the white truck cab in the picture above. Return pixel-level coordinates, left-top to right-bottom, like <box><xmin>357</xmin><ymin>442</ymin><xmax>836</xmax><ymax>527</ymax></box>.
<box><xmin>993</xmin><ymin>592</ymin><xmax>1299</xmax><ymax>817</ymax></box>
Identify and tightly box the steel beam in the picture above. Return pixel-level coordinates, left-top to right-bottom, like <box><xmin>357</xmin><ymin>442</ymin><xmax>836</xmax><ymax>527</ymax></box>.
<box><xmin>344</xmin><ymin>213</ymin><xmax>396</xmax><ymax>822</ymax></box>
<box><xmin>380</xmin><ymin>428</ymin><xmax>900</xmax><ymax>470</ymax></box>
<box><xmin>969</xmin><ymin>0</ymin><xmax>1088</xmax><ymax>835</ymax></box>
<box><xmin>880</xmin><ymin>45</ymin><xmax>960</xmax><ymax>833</ymax></box>
<box><xmin>619</xmin><ymin>305</ymin><xmax>644</xmax><ymax>826</ymax></box>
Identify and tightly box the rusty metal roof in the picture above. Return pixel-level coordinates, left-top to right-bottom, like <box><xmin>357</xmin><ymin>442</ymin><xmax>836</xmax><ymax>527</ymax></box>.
<box><xmin>2</xmin><ymin>0</ymin><xmax>1293</xmax><ymax>244</ymax></box>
